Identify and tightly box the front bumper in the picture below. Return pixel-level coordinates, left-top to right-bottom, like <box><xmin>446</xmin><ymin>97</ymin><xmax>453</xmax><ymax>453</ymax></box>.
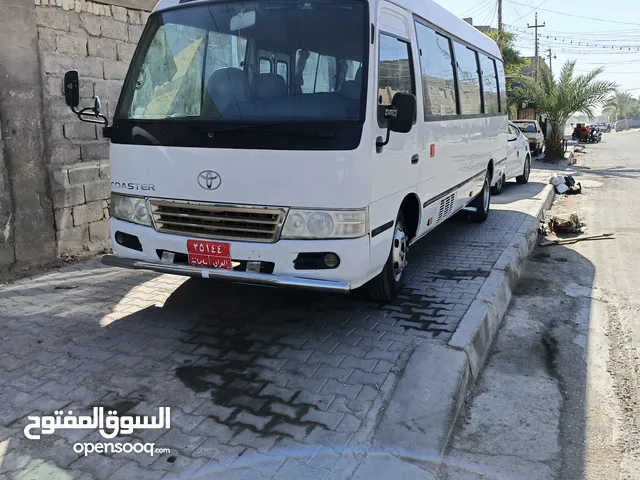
<box><xmin>102</xmin><ymin>255</ymin><xmax>351</xmax><ymax>293</ymax></box>
<box><xmin>106</xmin><ymin>218</ymin><xmax>374</xmax><ymax>291</ymax></box>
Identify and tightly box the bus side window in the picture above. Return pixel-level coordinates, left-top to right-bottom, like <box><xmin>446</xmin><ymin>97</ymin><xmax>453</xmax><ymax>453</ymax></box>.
<box><xmin>378</xmin><ymin>33</ymin><xmax>415</xmax><ymax>126</ymax></box>
<box><xmin>453</xmin><ymin>42</ymin><xmax>482</xmax><ymax>115</ymax></box>
<box><xmin>260</xmin><ymin>58</ymin><xmax>272</xmax><ymax>73</ymax></box>
<box><xmin>414</xmin><ymin>21</ymin><xmax>457</xmax><ymax>118</ymax></box>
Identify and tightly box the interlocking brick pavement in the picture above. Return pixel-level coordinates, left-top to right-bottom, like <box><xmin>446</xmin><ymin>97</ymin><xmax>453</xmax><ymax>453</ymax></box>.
<box><xmin>0</xmin><ymin>179</ymin><xmax>549</xmax><ymax>479</ymax></box>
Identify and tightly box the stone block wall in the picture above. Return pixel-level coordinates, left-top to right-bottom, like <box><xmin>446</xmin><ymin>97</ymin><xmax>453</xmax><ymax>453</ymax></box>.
<box><xmin>36</xmin><ymin>0</ymin><xmax>151</xmax><ymax>255</ymax></box>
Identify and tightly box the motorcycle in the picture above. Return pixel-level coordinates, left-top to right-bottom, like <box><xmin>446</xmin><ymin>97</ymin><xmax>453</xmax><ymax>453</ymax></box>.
<box><xmin>588</xmin><ymin>127</ymin><xmax>602</xmax><ymax>143</ymax></box>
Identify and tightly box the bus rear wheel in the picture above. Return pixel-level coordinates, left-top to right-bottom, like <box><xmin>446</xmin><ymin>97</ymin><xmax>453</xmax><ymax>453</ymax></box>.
<box><xmin>469</xmin><ymin>171</ymin><xmax>491</xmax><ymax>223</ymax></box>
<box><xmin>367</xmin><ymin>211</ymin><xmax>408</xmax><ymax>302</ymax></box>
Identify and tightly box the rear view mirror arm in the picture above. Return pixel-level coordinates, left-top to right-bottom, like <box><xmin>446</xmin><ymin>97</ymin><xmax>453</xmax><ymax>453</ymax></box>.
<box><xmin>376</xmin><ymin>107</ymin><xmax>397</xmax><ymax>153</ymax></box>
<box><xmin>75</xmin><ymin>107</ymin><xmax>109</xmax><ymax>126</ymax></box>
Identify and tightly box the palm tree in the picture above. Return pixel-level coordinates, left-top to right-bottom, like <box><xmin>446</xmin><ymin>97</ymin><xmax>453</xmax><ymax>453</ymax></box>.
<box><xmin>512</xmin><ymin>60</ymin><xmax>616</xmax><ymax>158</ymax></box>
<box><xmin>604</xmin><ymin>91</ymin><xmax>634</xmax><ymax>128</ymax></box>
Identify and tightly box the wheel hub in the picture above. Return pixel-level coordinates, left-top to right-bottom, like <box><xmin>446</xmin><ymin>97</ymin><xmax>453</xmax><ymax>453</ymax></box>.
<box><xmin>391</xmin><ymin>222</ymin><xmax>408</xmax><ymax>282</ymax></box>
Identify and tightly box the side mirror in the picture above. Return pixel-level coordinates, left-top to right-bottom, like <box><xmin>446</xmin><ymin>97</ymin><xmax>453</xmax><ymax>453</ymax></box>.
<box><xmin>388</xmin><ymin>92</ymin><xmax>417</xmax><ymax>134</ymax></box>
<box><xmin>64</xmin><ymin>70</ymin><xmax>109</xmax><ymax>127</ymax></box>
<box><xmin>376</xmin><ymin>92</ymin><xmax>417</xmax><ymax>151</ymax></box>
<box><xmin>64</xmin><ymin>70</ymin><xmax>80</xmax><ymax>109</ymax></box>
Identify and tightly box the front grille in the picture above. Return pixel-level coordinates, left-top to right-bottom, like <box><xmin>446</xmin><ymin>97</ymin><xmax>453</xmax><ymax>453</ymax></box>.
<box><xmin>149</xmin><ymin>200</ymin><xmax>287</xmax><ymax>243</ymax></box>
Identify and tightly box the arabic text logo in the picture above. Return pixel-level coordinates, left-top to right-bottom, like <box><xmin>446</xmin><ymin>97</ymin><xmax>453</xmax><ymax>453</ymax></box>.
<box><xmin>24</xmin><ymin>406</ymin><xmax>171</xmax><ymax>440</ymax></box>
<box><xmin>198</xmin><ymin>170</ymin><xmax>222</xmax><ymax>190</ymax></box>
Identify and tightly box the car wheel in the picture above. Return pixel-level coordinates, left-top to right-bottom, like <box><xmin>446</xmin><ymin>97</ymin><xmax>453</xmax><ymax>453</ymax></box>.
<box><xmin>516</xmin><ymin>156</ymin><xmax>531</xmax><ymax>184</ymax></box>
<box><xmin>367</xmin><ymin>211</ymin><xmax>408</xmax><ymax>302</ymax></box>
<box><xmin>491</xmin><ymin>173</ymin><xmax>505</xmax><ymax>195</ymax></box>
<box><xmin>469</xmin><ymin>170</ymin><xmax>491</xmax><ymax>223</ymax></box>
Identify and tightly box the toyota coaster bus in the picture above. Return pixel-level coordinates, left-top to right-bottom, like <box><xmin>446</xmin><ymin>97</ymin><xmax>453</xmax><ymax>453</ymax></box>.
<box><xmin>64</xmin><ymin>0</ymin><xmax>512</xmax><ymax>301</ymax></box>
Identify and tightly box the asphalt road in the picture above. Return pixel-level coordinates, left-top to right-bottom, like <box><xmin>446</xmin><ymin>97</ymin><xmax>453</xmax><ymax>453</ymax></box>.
<box><xmin>440</xmin><ymin>131</ymin><xmax>640</xmax><ymax>479</ymax></box>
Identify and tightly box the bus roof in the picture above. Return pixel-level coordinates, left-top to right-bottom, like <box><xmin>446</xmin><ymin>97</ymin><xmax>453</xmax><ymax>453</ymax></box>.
<box><xmin>152</xmin><ymin>0</ymin><xmax>502</xmax><ymax>59</ymax></box>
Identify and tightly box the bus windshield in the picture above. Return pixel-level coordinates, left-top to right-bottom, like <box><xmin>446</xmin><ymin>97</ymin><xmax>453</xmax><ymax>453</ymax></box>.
<box><xmin>116</xmin><ymin>0</ymin><xmax>367</xmax><ymax>123</ymax></box>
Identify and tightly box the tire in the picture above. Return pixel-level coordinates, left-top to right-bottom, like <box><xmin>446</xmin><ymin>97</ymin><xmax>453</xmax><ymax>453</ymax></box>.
<box><xmin>469</xmin><ymin>171</ymin><xmax>491</xmax><ymax>223</ymax></box>
<box><xmin>516</xmin><ymin>155</ymin><xmax>531</xmax><ymax>184</ymax></box>
<box><xmin>367</xmin><ymin>211</ymin><xmax>408</xmax><ymax>302</ymax></box>
<box><xmin>491</xmin><ymin>173</ymin><xmax>505</xmax><ymax>195</ymax></box>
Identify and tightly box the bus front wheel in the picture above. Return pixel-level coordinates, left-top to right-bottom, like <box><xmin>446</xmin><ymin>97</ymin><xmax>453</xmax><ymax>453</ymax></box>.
<box><xmin>367</xmin><ymin>211</ymin><xmax>407</xmax><ymax>302</ymax></box>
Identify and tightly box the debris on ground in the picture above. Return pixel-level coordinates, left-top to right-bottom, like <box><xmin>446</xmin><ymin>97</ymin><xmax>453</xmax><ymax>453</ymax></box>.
<box><xmin>550</xmin><ymin>174</ymin><xmax>582</xmax><ymax>195</ymax></box>
<box><xmin>540</xmin><ymin>233</ymin><xmax>615</xmax><ymax>247</ymax></box>
<box><xmin>550</xmin><ymin>213</ymin><xmax>584</xmax><ymax>234</ymax></box>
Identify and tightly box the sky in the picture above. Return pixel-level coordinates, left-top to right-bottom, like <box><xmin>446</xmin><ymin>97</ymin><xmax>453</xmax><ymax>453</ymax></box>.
<box><xmin>433</xmin><ymin>0</ymin><xmax>640</xmax><ymax>96</ymax></box>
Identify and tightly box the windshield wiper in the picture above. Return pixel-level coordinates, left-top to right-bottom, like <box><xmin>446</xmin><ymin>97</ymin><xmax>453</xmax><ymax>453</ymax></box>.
<box><xmin>206</xmin><ymin>123</ymin><xmax>279</xmax><ymax>133</ymax></box>
<box><xmin>205</xmin><ymin>124</ymin><xmax>336</xmax><ymax>139</ymax></box>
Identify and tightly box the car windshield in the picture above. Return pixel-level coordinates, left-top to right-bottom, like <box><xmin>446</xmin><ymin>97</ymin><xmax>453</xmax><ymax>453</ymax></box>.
<box><xmin>116</xmin><ymin>0</ymin><xmax>367</xmax><ymax>122</ymax></box>
<box><xmin>514</xmin><ymin>122</ymin><xmax>537</xmax><ymax>133</ymax></box>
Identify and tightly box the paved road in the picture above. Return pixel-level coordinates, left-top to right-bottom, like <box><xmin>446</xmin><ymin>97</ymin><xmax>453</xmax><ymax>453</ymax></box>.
<box><xmin>0</xmin><ymin>176</ymin><xmax>547</xmax><ymax>480</ymax></box>
<box><xmin>443</xmin><ymin>132</ymin><xmax>640</xmax><ymax>479</ymax></box>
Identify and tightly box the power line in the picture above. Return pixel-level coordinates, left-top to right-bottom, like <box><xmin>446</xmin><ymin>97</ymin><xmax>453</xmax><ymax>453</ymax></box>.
<box><xmin>509</xmin><ymin>0</ymin><xmax>550</xmax><ymax>25</ymax></box>
<box><xmin>508</xmin><ymin>25</ymin><xmax>640</xmax><ymax>51</ymax></box>
<box><xmin>461</xmin><ymin>0</ymin><xmax>495</xmax><ymax>18</ymax></box>
<box><xmin>508</xmin><ymin>1</ymin><xmax>640</xmax><ymax>26</ymax></box>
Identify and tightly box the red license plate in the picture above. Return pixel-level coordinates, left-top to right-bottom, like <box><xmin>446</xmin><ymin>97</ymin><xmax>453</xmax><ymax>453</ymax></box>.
<box><xmin>187</xmin><ymin>240</ymin><xmax>232</xmax><ymax>269</ymax></box>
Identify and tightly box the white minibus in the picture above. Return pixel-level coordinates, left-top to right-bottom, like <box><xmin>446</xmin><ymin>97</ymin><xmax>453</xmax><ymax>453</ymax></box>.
<box><xmin>64</xmin><ymin>0</ymin><xmax>513</xmax><ymax>301</ymax></box>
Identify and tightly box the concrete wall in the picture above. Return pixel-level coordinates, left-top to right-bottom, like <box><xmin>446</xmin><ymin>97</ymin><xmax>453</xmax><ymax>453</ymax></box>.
<box><xmin>0</xmin><ymin>0</ymin><xmax>58</xmax><ymax>271</ymax></box>
<box><xmin>0</xmin><ymin>118</ymin><xmax>14</xmax><ymax>268</ymax></box>
<box><xmin>36</xmin><ymin>0</ymin><xmax>151</xmax><ymax>256</ymax></box>
<box><xmin>0</xmin><ymin>0</ymin><xmax>154</xmax><ymax>271</ymax></box>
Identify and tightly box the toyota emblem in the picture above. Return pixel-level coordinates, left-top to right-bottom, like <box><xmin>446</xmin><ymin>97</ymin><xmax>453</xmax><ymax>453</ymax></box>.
<box><xmin>197</xmin><ymin>170</ymin><xmax>221</xmax><ymax>190</ymax></box>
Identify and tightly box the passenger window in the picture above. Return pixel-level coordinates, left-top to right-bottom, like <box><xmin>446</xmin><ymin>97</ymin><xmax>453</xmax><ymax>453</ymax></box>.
<box><xmin>453</xmin><ymin>42</ymin><xmax>482</xmax><ymax>115</ymax></box>
<box><xmin>378</xmin><ymin>33</ymin><xmax>415</xmax><ymax>124</ymax></box>
<box><xmin>204</xmin><ymin>32</ymin><xmax>248</xmax><ymax>77</ymax></box>
<box><xmin>480</xmin><ymin>54</ymin><xmax>499</xmax><ymax>114</ymax></box>
<box><xmin>277</xmin><ymin>61</ymin><xmax>288</xmax><ymax>83</ymax></box>
<box><xmin>297</xmin><ymin>50</ymin><xmax>337</xmax><ymax>93</ymax></box>
<box><xmin>495</xmin><ymin>60</ymin><xmax>507</xmax><ymax>113</ymax></box>
<box><xmin>260</xmin><ymin>58</ymin><xmax>272</xmax><ymax>74</ymax></box>
<box><xmin>414</xmin><ymin>23</ymin><xmax>457</xmax><ymax>117</ymax></box>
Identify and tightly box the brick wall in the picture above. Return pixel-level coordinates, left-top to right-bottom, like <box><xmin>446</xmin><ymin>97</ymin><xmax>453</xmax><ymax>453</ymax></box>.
<box><xmin>36</xmin><ymin>0</ymin><xmax>150</xmax><ymax>255</ymax></box>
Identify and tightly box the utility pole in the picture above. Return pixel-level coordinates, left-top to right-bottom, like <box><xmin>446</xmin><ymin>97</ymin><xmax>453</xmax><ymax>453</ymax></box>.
<box><xmin>546</xmin><ymin>47</ymin><xmax>557</xmax><ymax>77</ymax></box>
<box><xmin>527</xmin><ymin>13</ymin><xmax>546</xmax><ymax>82</ymax></box>
<box><xmin>497</xmin><ymin>0</ymin><xmax>503</xmax><ymax>44</ymax></box>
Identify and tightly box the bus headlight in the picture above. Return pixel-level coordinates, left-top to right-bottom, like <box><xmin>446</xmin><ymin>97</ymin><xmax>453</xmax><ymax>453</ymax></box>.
<box><xmin>281</xmin><ymin>209</ymin><xmax>367</xmax><ymax>239</ymax></box>
<box><xmin>110</xmin><ymin>194</ymin><xmax>152</xmax><ymax>226</ymax></box>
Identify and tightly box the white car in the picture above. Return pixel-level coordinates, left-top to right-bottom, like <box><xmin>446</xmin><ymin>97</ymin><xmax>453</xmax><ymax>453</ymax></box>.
<box><xmin>492</xmin><ymin>121</ymin><xmax>531</xmax><ymax>194</ymax></box>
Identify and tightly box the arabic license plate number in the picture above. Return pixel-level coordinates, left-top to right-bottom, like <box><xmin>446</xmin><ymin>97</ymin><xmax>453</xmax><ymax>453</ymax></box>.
<box><xmin>187</xmin><ymin>240</ymin><xmax>232</xmax><ymax>269</ymax></box>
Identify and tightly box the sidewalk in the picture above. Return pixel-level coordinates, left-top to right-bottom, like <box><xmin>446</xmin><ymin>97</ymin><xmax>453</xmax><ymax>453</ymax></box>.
<box><xmin>0</xmin><ymin>173</ymin><xmax>554</xmax><ymax>479</ymax></box>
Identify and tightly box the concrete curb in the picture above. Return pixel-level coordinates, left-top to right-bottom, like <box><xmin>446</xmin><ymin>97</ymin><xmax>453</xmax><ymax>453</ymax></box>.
<box><xmin>371</xmin><ymin>184</ymin><xmax>556</xmax><ymax>468</ymax></box>
<box><xmin>449</xmin><ymin>183</ymin><xmax>555</xmax><ymax>379</ymax></box>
